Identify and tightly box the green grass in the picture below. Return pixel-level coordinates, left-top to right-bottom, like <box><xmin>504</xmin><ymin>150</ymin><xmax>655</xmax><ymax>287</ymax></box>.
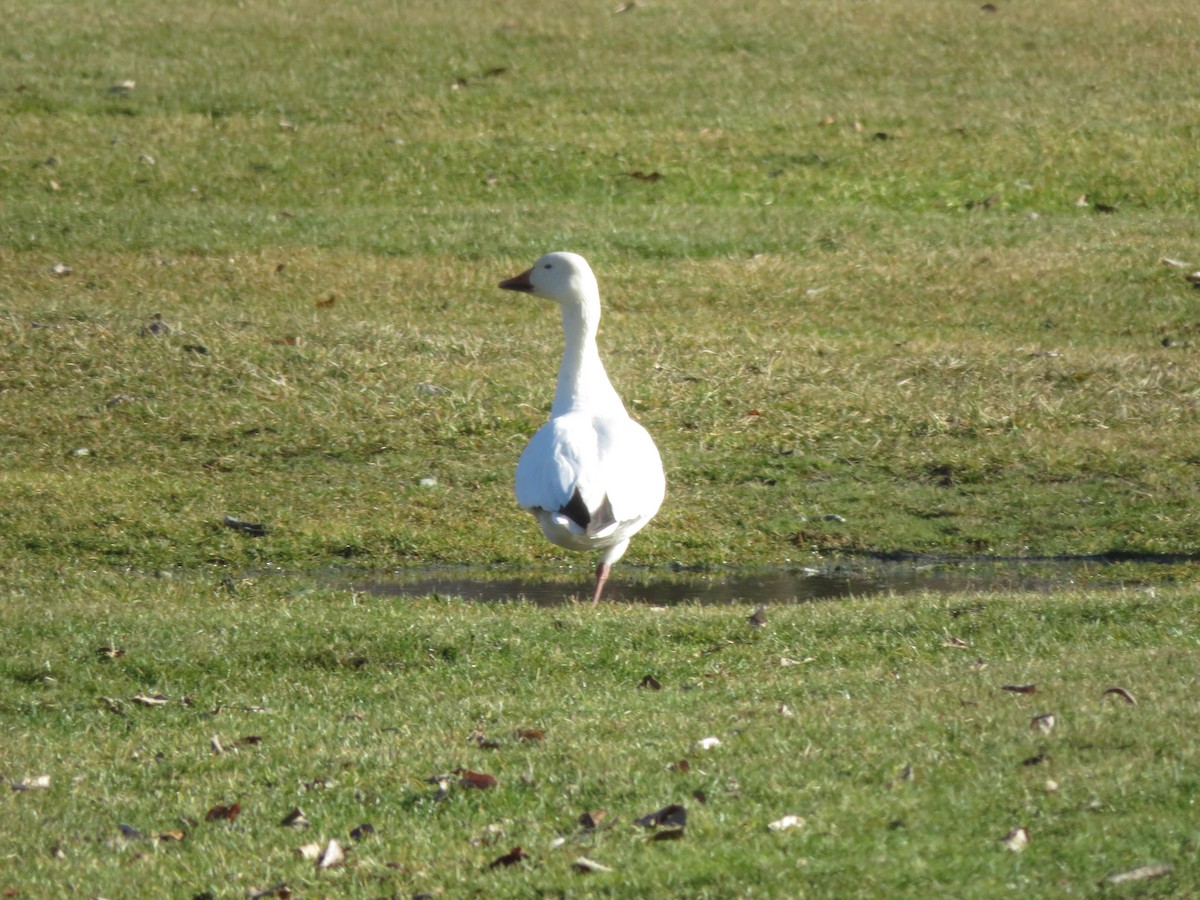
<box><xmin>3</xmin><ymin>0</ymin><xmax>1200</xmax><ymax>894</ymax></box>
<box><xmin>2</xmin><ymin>570</ymin><xmax>1197</xmax><ymax>897</ymax></box>
<box><xmin>3</xmin><ymin>0</ymin><xmax>1200</xmax><ymax>571</ymax></box>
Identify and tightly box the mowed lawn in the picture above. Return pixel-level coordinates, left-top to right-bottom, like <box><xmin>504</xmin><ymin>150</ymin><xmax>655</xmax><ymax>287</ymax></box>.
<box><xmin>1</xmin><ymin>0</ymin><xmax>1199</xmax><ymax>895</ymax></box>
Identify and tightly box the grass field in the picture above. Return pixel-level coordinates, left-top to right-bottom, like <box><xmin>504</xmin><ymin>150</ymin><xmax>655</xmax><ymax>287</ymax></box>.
<box><xmin>2</xmin><ymin>0</ymin><xmax>1199</xmax><ymax>895</ymax></box>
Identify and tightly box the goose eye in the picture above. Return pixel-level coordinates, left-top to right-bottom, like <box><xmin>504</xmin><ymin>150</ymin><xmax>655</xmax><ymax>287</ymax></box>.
<box><xmin>543</xmin><ymin>264</ymin><xmax>552</xmax><ymax>269</ymax></box>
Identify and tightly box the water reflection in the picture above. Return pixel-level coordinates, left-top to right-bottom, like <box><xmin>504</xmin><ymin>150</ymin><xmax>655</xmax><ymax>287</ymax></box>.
<box><xmin>346</xmin><ymin>559</ymin><xmax>1112</xmax><ymax>606</ymax></box>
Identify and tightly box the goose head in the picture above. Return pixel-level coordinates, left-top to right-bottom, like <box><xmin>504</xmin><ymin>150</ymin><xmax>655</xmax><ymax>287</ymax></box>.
<box><xmin>499</xmin><ymin>252</ymin><xmax>599</xmax><ymax>307</ymax></box>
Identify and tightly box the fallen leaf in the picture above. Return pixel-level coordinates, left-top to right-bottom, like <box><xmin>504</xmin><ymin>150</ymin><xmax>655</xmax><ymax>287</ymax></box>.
<box><xmin>316</xmin><ymin>294</ymin><xmax>337</xmax><ymax>308</ymax></box>
<box><xmin>1105</xmin><ymin>863</ymin><xmax>1173</xmax><ymax>885</ymax></box>
<box><xmin>468</xmin><ymin>728</ymin><xmax>502</xmax><ymax>749</ymax></box>
<box><xmin>316</xmin><ymin>839</ymin><xmax>345</xmax><ymax>869</ymax></box>
<box><xmin>457</xmin><ymin>769</ymin><xmax>498</xmax><ymax>789</ymax></box>
<box><xmin>692</xmin><ymin>736</ymin><xmax>721</xmax><ymax>751</ymax></box>
<box><xmin>579</xmin><ymin>809</ymin><xmax>607</xmax><ymax>831</ymax></box>
<box><xmin>296</xmin><ymin>842</ymin><xmax>322</xmax><ymax>860</ymax></box>
<box><xmin>515</xmin><ymin>728</ymin><xmax>544</xmax><ymax>742</ymax></box>
<box><xmin>223</xmin><ymin>516</ymin><xmax>269</xmax><ymax>537</ymax></box>
<box><xmin>108</xmin><ymin>80</ymin><xmax>136</xmax><ymax>94</ymax></box>
<box><xmin>205</xmin><ymin>802</ymin><xmax>241</xmax><ymax>822</ymax></box>
<box><xmin>768</xmin><ymin>815</ymin><xmax>805</xmax><ymax>831</ymax></box>
<box><xmin>778</xmin><ymin>703</ymin><xmax>795</xmax><ymax>717</ymax></box>
<box><xmin>280</xmin><ymin>808</ymin><xmax>310</xmax><ymax>829</ymax></box>
<box><xmin>118</xmin><ymin>823</ymin><xmax>144</xmax><ymax>840</ymax></box>
<box><xmin>1044</xmin><ymin>779</ymin><xmax>1059</xmax><ymax>793</ymax></box>
<box><xmin>628</xmin><ymin>170</ymin><xmax>663</xmax><ymax>182</ymax></box>
<box><xmin>247</xmin><ymin>883</ymin><xmax>291</xmax><ymax>900</ymax></box>
<box><xmin>573</xmin><ymin>856</ymin><xmax>614</xmax><ymax>873</ymax></box>
<box><xmin>1103</xmin><ymin>686</ymin><xmax>1136</xmax><ymax>704</ymax></box>
<box><xmin>639</xmin><ymin>674</ymin><xmax>662</xmax><ymax>690</ymax></box>
<box><xmin>488</xmin><ymin>846</ymin><xmax>528</xmax><ymax>868</ymax></box>
<box><xmin>100</xmin><ymin>696</ymin><xmax>126</xmax><ymax>715</ymax></box>
<box><xmin>157</xmin><ymin>830</ymin><xmax>186</xmax><ymax>842</ymax></box>
<box><xmin>747</xmin><ymin>605</ymin><xmax>767</xmax><ymax>628</ymax></box>
<box><xmin>1001</xmin><ymin>684</ymin><xmax>1036</xmax><ymax>694</ymax></box>
<box><xmin>649</xmin><ymin>827</ymin><xmax>686</xmax><ymax>842</ymax></box>
<box><xmin>97</xmin><ymin>646</ymin><xmax>126</xmax><ymax>659</ymax></box>
<box><xmin>1022</xmin><ymin>753</ymin><xmax>1050</xmax><ymax>766</ymax></box>
<box><xmin>1030</xmin><ymin>713</ymin><xmax>1056</xmax><ymax>734</ymax></box>
<box><xmin>12</xmin><ymin>775</ymin><xmax>51</xmax><ymax>792</ymax></box>
<box><xmin>349</xmin><ymin>823</ymin><xmax>375</xmax><ymax>842</ymax></box>
<box><xmin>50</xmin><ymin>262</ymin><xmax>73</xmax><ymax>276</ymax></box>
<box><xmin>1001</xmin><ymin>826</ymin><xmax>1029</xmax><ymax>852</ymax></box>
<box><xmin>780</xmin><ymin>656</ymin><xmax>814</xmax><ymax>667</ymax></box>
<box><xmin>131</xmin><ymin>693</ymin><xmax>170</xmax><ymax>706</ymax></box>
<box><xmin>635</xmin><ymin>804</ymin><xmax>687</xmax><ymax>829</ymax></box>
<box><xmin>669</xmin><ymin>759</ymin><xmax>690</xmax><ymax>772</ymax></box>
<box><xmin>941</xmin><ymin>636</ymin><xmax>970</xmax><ymax>648</ymax></box>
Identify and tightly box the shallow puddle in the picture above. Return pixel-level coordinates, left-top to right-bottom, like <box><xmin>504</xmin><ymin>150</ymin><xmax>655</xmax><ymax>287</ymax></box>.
<box><xmin>343</xmin><ymin>557</ymin><xmax>1157</xmax><ymax>606</ymax></box>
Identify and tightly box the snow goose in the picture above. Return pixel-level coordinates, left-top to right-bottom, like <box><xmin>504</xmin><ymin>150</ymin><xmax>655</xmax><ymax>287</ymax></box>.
<box><xmin>500</xmin><ymin>252</ymin><xmax>665</xmax><ymax>604</ymax></box>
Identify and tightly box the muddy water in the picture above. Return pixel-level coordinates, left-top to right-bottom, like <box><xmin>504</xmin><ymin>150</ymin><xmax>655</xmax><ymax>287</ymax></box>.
<box><xmin>344</xmin><ymin>558</ymin><xmax>1142</xmax><ymax>606</ymax></box>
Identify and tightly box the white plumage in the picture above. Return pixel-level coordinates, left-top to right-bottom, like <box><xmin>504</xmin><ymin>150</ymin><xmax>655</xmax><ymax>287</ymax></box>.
<box><xmin>499</xmin><ymin>252</ymin><xmax>665</xmax><ymax>603</ymax></box>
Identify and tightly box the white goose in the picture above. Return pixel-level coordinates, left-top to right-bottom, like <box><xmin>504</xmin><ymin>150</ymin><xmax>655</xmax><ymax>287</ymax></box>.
<box><xmin>500</xmin><ymin>252</ymin><xmax>665</xmax><ymax>604</ymax></box>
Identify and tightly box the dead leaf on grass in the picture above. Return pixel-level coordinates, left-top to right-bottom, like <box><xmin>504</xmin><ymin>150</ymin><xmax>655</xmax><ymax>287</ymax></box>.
<box><xmin>1030</xmin><ymin>713</ymin><xmax>1056</xmax><ymax>734</ymax></box>
<box><xmin>457</xmin><ymin>769</ymin><xmax>498</xmax><ymax>789</ymax></box>
<box><xmin>205</xmin><ymin>802</ymin><xmax>241</xmax><ymax>822</ymax></box>
<box><xmin>639</xmin><ymin>674</ymin><xmax>662</xmax><ymax>690</ymax></box>
<box><xmin>1001</xmin><ymin>684</ymin><xmax>1036</xmax><ymax>694</ymax></box>
<box><xmin>488</xmin><ymin>846</ymin><xmax>528</xmax><ymax>868</ymax></box>
<box><xmin>97</xmin><ymin>646</ymin><xmax>126</xmax><ymax>659</ymax></box>
<box><xmin>1104</xmin><ymin>863</ymin><xmax>1173</xmax><ymax>885</ymax></box>
<box><xmin>12</xmin><ymin>775</ymin><xmax>51</xmax><ymax>792</ymax></box>
<box><xmin>349</xmin><ymin>823</ymin><xmax>375</xmax><ymax>842</ymax></box>
<box><xmin>767</xmin><ymin>815</ymin><xmax>805</xmax><ymax>832</ymax></box>
<box><xmin>280</xmin><ymin>808</ymin><xmax>310</xmax><ymax>829</ymax></box>
<box><xmin>1104</xmin><ymin>686</ymin><xmax>1136</xmax><ymax>704</ymax></box>
<box><xmin>131</xmin><ymin>693</ymin><xmax>170</xmax><ymax>707</ymax></box>
<box><xmin>579</xmin><ymin>809</ymin><xmax>608</xmax><ymax>831</ymax></box>
<box><xmin>1000</xmin><ymin>826</ymin><xmax>1029</xmax><ymax>852</ymax></box>
<box><xmin>941</xmin><ymin>636</ymin><xmax>970</xmax><ymax>648</ymax></box>
<box><xmin>515</xmin><ymin>728</ymin><xmax>544</xmax><ymax>742</ymax></box>
<box><xmin>573</xmin><ymin>856</ymin><xmax>614</xmax><ymax>873</ymax></box>
<box><xmin>649</xmin><ymin>827</ymin><xmax>686</xmax><ymax>841</ymax></box>
<box><xmin>468</xmin><ymin>728</ymin><xmax>502</xmax><ymax>749</ymax></box>
<box><xmin>247</xmin><ymin>883</ymin><xmax>291</xmax><ymax>899</ymax></box>
<box><xmin>692</xmin><ymin>736</ymin><xmax>721</xmax><ymax>751</ymax></box>
<box><xmin>295</xmin><ymin>842</ymin><xmax>322</xmax><ymax>860</ymax></box>
<box><xmin>747</xmin><ymin>605</ymin><xmax>767</xmax><ymax>628</ymax></box>
<box><xmin>316</xmin><ymin>839</ymin><xmax>345</xmax><ymax>869</ymax></box>
<box><xmin>635</xmin><ymin>803</ymin><xmax>687</xmax><ymax>829</ymax></box>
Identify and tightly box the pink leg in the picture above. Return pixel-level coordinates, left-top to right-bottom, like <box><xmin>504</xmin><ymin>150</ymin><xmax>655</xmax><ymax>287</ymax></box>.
<box><xmin>591</xmin><ymin>561</ymin><xmax>611</xmax><ymax>605</ymax></box>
